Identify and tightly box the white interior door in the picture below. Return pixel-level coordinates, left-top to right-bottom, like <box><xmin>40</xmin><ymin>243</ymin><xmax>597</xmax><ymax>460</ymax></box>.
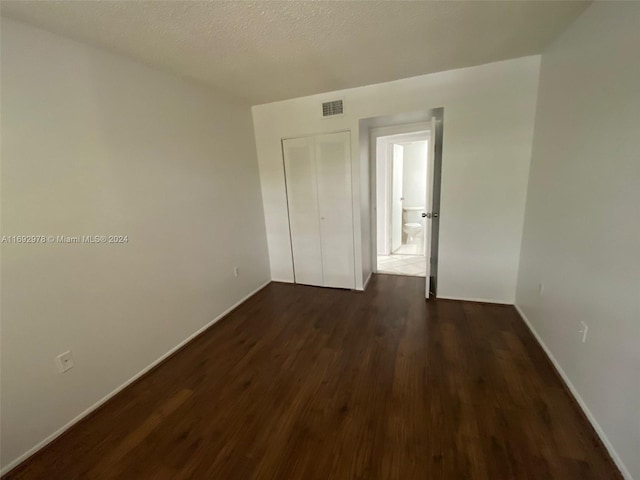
<box><xmin>282</xmin><ymin>136</ymin><xmax>323</xmax><ymax>286</ymax></box>
<box><xmin>315</xmin><ymin>132</ymin><xmax>355</xmax><ymax>289</ymax></box>
<box><xmin>424</xmin><ymin>117</ymin><xmax>436</xmax><ymax>298</ymax></box>
<box><xmin>391</xmin><ymin>144</ymin><xmax>404</xmax><ymax>253</ymax></box>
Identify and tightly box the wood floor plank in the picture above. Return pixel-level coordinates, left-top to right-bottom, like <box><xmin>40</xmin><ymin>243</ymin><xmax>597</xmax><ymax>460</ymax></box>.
<box><xmin>3</xmin><ymin>275</ymin><xmax>623</xmax><ymax>479</ymax></box>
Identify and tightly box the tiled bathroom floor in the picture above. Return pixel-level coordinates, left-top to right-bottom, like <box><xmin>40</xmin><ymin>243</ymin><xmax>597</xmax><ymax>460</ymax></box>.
<box><xmin>393</xmin><ymin>244</ymin><xmax>422</xmax><ymax>255</ymax></box>
<box><xmin>377</xmin><ymin>254</ymin><xmax>426</xmax><ymax>277</ymax></box>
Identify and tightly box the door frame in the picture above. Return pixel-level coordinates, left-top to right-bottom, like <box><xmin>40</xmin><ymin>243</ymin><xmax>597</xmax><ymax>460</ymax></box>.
<box><xmin>390</xmin><ymin>143</ymin><xmax>404</xmax><ymax>254</ymax></box>
<box><xmin>369</xmin><ymin>116</ymin><xmax>444</xmax><ymax>298</ymax></box>
<box><xmin>379</xmin><ymin>133</ymin><xmax>431</xmax><ymax>256</ymax></box>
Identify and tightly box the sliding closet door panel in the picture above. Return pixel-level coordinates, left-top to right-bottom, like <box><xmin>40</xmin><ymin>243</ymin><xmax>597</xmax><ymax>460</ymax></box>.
<box><xmin>283</xmin><ymin>137</ymin><xmax>323</xmax><ymax>286</ymax></box>
<box><xmin>315</xmin><ymin>132</ymin><xmax>355</xmax><ymax>289</ymax></box>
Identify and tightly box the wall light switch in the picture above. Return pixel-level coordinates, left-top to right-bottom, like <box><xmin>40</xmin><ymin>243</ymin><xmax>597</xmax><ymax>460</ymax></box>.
<box><xmin>56</xmin><ymin>350</ymin><xmax>74</xmax><ymax>373</ymax></box>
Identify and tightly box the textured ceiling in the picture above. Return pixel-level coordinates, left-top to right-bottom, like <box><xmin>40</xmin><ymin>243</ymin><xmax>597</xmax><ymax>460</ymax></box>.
<box><xmin>1</xmin><ymin>1</ymin><xmax>589</xmax><ymax>105</ymax></box>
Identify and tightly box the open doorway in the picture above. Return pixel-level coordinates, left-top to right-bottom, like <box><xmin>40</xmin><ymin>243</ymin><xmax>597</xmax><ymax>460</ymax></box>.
<box><xmin>376</xmin><ymin>131</ymin><xmax>429</xmax><ymax>277</ymax></box>
<box><xmin>363</xmin><ymin>110</ymin><xmax>444</xmax><ymax>299</ymax></box>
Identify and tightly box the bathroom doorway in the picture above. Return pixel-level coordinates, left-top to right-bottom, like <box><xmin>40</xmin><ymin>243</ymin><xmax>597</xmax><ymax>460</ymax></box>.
<box><xmin>362</xmin><ymin>110</ymin><xmax>443</xmax><ymax>298</ymax></box>
<box><xmin>375</xmin><ymin>130</ymin><xmax>429</xmax><ymax>277</ymax></box>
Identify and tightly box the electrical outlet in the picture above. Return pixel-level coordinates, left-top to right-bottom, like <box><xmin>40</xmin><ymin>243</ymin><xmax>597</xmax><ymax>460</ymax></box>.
<box><xmin>579</xmin><ymin>321</ymin><xmax>588</xmax><ymax>343</ymax></box>
<box><xmin>56</xmin><ymin>350</ymin><xmax>74</xmax><ymax>373</ymax></box>
<box><xmin>538</xmin><ymin>283</ymin><xmax>544</xmax><ymax>296</ymax></box>
<box><xmin>233</xmin><ymin>267</ymin><xmax>239</xmax><ymax>277</ymax></box>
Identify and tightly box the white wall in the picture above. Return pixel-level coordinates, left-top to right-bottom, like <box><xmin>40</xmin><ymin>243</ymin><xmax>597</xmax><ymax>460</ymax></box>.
<box><xmin>0</xmin><ymin>18</ymin><xmax>270</xmax><ymax>471</ymax></box>
<box><xmin>253</xmin><ymin>56</ymin><xmax>540</xmax><ymax>300</ymax></box>
<box><xmin>401</xmin><ymin>141</ymin><xmax>428</xmax><ymax>208</ymax></box>
<box><xmin>516</xmin><ymin>4</ymin><xmax>640</xmax><ymax>479</ymax></box>
<box><xmin>357</xmin><ymin>123</ymin><xmax>372</xmax><ymax>286</ymax></box>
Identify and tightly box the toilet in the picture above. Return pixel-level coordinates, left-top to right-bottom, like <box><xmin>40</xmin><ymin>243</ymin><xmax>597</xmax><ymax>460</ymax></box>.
<box><xmin>402</xmin><ymin>207</ymin><xmax>424</xmax><ymax>244</ymax></box>
<box><xmin>403</xmin><ymin>222</ymin><xmax>423</xmax><ymax>243</ymax></box>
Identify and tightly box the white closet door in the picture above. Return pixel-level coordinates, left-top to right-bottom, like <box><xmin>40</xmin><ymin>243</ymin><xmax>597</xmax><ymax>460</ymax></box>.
<box><xmin>283</xmin><ymin>136</ymin><xmax>323</xmax><ymax>286</ymax></box>
<box><xmin>315</xmin><ymin>132</ymin><xmax>355</xmax><ymax>289</ymax></box>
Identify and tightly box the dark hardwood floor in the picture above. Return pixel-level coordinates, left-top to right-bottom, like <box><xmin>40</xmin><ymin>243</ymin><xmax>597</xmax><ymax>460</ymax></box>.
<box><xmin>4</xmin><ymin>275</ymin><xmax>621</xmax><ymax>479</ymax></box>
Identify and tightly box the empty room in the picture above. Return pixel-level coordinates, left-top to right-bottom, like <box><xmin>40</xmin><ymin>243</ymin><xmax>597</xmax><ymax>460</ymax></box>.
<box><xmin>1</xmin><ymin>1</ymin><xmax>638</xmax><ymax>479</ymax></box>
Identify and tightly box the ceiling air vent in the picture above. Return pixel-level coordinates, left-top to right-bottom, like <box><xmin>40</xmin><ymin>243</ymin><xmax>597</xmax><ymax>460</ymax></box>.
<box><xmin>322</xmin><ymin>99</ymin><xmax>344</xmax><ymax>118</ymax></box>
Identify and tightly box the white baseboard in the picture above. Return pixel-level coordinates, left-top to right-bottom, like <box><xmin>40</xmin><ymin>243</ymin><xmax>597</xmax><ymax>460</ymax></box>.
<box><xmin>270</xmin><ymin>277</ymin><xmax>294</xmax><ymax>284</ymax></box>
<box><xmin>0</xmin><ymin>280</ymin><xmax>271</xmax><ymax>476</ymax></box>
<box><xmin>514</xmin><ymin>305</ymin><xmax>633</xmax><ymax>480</ymax></box>
<box><xmin>436</xmin><ymin>294</ymin><xmax>512</xmax><ymax>305</ymax></box>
